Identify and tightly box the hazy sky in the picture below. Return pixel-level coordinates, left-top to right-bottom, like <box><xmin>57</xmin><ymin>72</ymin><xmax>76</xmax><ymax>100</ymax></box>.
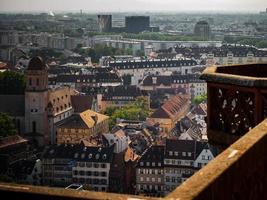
<box><xmin>0</xmin><ymin>0</ymin><xmax>266</xmax><ymax>13</ymax></box>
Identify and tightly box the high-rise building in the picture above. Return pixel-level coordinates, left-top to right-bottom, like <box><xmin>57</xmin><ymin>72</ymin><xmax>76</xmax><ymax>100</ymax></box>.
<box><xmin>97</xmin><ymin>15</ymin><xmax>112</xmax><ymax>32</ymax></box>
<box><xmin>194</xmin><ymin>21</ymin><xmax>211</xmax><ymax>40</ymax></box>
<box><xmin>125</xmin><ymin>16</ymin><xmax>150</xmax><ymax>33</ymax></box>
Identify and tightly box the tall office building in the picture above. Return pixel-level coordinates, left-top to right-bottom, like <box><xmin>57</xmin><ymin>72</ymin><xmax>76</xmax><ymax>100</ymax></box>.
<box><xmin>97</xmin><ymin>15</ymin><xmax>112</xmax><ymax>32</ymax></box>
<box><xmin>125</xmin><ymin>16</ymin><xmax>150</xmax><ymax>33</ymax></box>
<box><xmin>194</xmin><ymin>21</ymin><xmax>211</xmax><ymax>40</ymax></box>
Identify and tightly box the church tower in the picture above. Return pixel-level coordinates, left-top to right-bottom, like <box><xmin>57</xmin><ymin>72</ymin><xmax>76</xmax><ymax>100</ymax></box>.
<box><xmin>25</xmin><ymin>56</ymin><xmax>49</xmax><ymax>146</ymax></box>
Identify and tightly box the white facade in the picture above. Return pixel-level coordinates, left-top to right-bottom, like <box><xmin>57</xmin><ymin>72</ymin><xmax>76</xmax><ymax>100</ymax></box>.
<box><xmin>26</xmin><ymin>159</ymin><xmax>42</xmax><ymax>185</ymax></box>
<box><xmin>117</xmin><ymin>65</ymin><xmax>196</xmax><ymax>86</ymax></box>
<box><xmin>206</xmin><ymin>52</ymin><xmax>267</xmax><ymax>66</ymax></box>
<box><xmin>72</xmin><ymin>162</ymin><xmax>110</xmax><ymax>192</ymax></box>
<box><xmin>103</xmin><ymin>131</ymin><xmax>129</xmax><ymax>153</ymax></box>
<box><xmin>194</xmin><ymin>148</ymin><xmax>214</xmax><ymax>168</ymax></box>
<box><xmin>189</xmin><ymin>82</ymin><xmax>207</xmax><ymax>97</ymax></box>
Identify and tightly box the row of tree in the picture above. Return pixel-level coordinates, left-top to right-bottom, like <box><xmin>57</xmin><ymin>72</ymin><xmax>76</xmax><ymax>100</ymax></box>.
<box><xmin>75</xmin><ymin>44</ymin><xmax>133</xmax><ymax>63</ymax></box>
<box><xmin>105</xmin><ymin>97</ymin><xmax>150</xmax><ymax>128</ymax></box>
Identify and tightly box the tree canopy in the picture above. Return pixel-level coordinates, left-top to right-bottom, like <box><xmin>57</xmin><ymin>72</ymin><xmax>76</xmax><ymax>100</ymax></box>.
<box><xmin>192</xmin><ymin>93</ymin><xmax>207</xmax><ymax>105</ymax></box>
<box><xmin>0</xmin><ymin>112</ymin><xmax>17</xmax><ymax>137</ymax></box>
<box><xmin>0</xmin><ymin>71</ymin><xmax>25</xmax><ymax>95</ymax></box>
<box><xmin>75</xmin><ymin>44</ymin><xmax>133</xmax><ymax>63</ymax></box>
<box><xmin>105</xmin><ymin>97</ymin><xmax>150</xmax><ymax>128</ymax></box>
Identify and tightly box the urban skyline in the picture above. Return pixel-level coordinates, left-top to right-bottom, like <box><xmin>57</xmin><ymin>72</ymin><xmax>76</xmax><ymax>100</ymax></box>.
<box><xmin>0</xmin><ymin>0</ymin><xmax>266</xmax><ymax>13</ymax></box>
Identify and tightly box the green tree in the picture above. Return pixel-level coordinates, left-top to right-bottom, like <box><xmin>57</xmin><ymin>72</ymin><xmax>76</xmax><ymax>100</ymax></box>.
<box><xmin>105</xmin><ymin>97</ymin><xmax>150</xmax><ymax>128</ymax></box>
<box><xmin>0</xmin><ymin>71</ymin><xmax>25</xmax><ymax>95</ymax></box>
<box><xmin>192</xmin><ymin>93</ymin><xmax>207</xmax><ymax>105</ymax></box>
<box><xmin>0</xmin><ymin>112</ymin><xmax>17</xmax><ymax>137</ymax></box>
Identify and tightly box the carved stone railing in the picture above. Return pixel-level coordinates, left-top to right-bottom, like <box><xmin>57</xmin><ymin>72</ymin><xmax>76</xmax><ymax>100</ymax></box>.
<box><xmin>200</xmin><ymin>63</ymin><xmax>267</xmax><ymax>150</ymax></box>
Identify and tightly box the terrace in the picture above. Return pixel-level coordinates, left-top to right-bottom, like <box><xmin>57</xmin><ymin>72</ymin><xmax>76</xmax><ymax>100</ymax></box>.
<box><xmin>1</xmin><ymin>63</ymin><xmax>267</xmax><ymax>199</ymax></box>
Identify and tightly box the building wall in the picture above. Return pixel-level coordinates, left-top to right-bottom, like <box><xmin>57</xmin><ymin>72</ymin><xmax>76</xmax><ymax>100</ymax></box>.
<box><xmin>72</xmin><ymin>162</ymin><xmax>110</xmax><ymax>192</ymax></box>
<box><xmin>56</xmin><ymin>120</ymin><xmax>109</xmax><ymax>144</ymax></box>
<box><xmin>148</xmin><ymin>118</ymin><xmax>173</xmax><ymax>134</ymax></box>
<box><xmin>136</xmin><ymin>167</ymin><xmax>165</xmax><ymax>196</ymax></box>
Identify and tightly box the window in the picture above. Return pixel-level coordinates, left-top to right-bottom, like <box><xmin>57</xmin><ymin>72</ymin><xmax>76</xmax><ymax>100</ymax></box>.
<box><xmin>202</xmin><ymin>155</ymin><xmax>206</xmax><ymax>160</ymax></box>
<box><xmin>94</xmin><ymin>163</ymin><xmax>99</xmax><ymax>168</ymax></box>
<box><xmin>101</xmin><ymin>163</ymin><xmax>106</xmax><ymax>168</ymax></box>
<box><xmin>182</xmin><ymin>152</ymin><xmax>186</xmax><ymax>156</ymax></box>
<box><xmin>87</xmin><ymin>171</ymin><xmax>92</xmax><ymax>176</ymax></box>
<box><xmin>146</xmin><ymin>177</ymin><xmax>149</xmax><ymax>182</ymax></box>
<box><xmin>140</xmin><ymin>177</ymin><xmax>144</xmax><ymax>182</ymax></box>
<box><xmin>152</xmin><ymin>178</ymin><xmax>155</xmax><ymax>182</ymax></box>
<box><xmin>86</xmin><ymin>163</ymin><xmax>92</xmax><ymax>168</ymax></box>
<box><xmin>94</xmin><ymin>171</ymin><xmax>99</xmax><ymax>176</ymax></box>
<box><xmin>101</xmin><ymin>172</ymin><xmax>106</xmax><ymax>177</ymax></box>
<box><xmin>79</xmin><ymin>162</ymin><xmax>85</xmax><ymax>167</ymax></box>
<box><xmin>36</xmin><ymin>78</ymin><xmax>39</xmax><ymax>86</ymax></box>
<box><xmin>32</xmin><ymin>121</ymin><xmax>36</xmax><ymax>133</ymax></box>
<box><xmin>169</xmin><ymin>151</ymin><xmax>173</xmax><ymax>156</ymax></box>
<box><xmin>79</xmin><ymin>178</ymin><xmax>85</xmax><ymax>183</ymax></box>
<box><xmin>79</xmin><ymin>171</ymin><xmax>85</xmax><ymax>176</ymax></box>
<box><xmin>140</xmin><ymin>162</ymin><xmax>144</xmax><ymax>166</ymax></box>
<box><xmin>29</xmin><ymin>78</ymin><xmax>32</xmax><ymax>86</ymax></box>
<box><xmin>166</xmin><ymin>176</ymin><xmax>170</xmax><ymax>182</ymax></box>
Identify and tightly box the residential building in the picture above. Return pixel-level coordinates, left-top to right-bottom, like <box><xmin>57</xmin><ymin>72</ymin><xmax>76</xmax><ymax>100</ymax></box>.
<box><xmin>175</xmin><ymin>44</ymin><xmax>267</xmax><ymax>65</ymax></box>
<box><xmin>164</xmin><ymin>139</ymin><xmax>215</xmax><ymax>194</ymax></box>
<box><xmin>48</xmin><ymin>71</ymin><xmax>122</xmax><ymax>90</ymax></box>
<box><xmin>42</xmin><ymin>143</ymin><xmax>114</xmax><ymax>190</ymax></box>
<box><xmin>56</xmin><ymin>109</ymin><xmax>109</xmax><ymax>144</ymax></box>
<box><xmin>8</xmin><ymin>159</ymin><xmax>42</xmax><ymax>185</ymax></box>
<box><xmin>72</xmin><ymin>145</ymin><xmax>114</xmax><ymax>192</ymax></box>
<box><xmin>71</xmin><ymin>95</ymin><xmax>98</xmax><ymax>113</ymax></box>
<box><xmin>0</xmin><ymin>135</ymin><xmax>29</xmax><ymax>173</ymax></box>
<box><xmin>97</xmin><ymin>85</ymin><xmax>149</xmax><ymax>113</ymax></box>
<box><xmin>147</xmin><ymin>95</ymin><xmax>190</xmax><ymax>135</ymax></box>
<box><xmin>108</xmin><ymin>58</ymin><xmax>197</xmax><ymax>85</ymax></box>
<box><xmin>140</xmin><ymin>74</ymin><xmax>206</xmax><ymax>97</ymax></box>
<box><xmin>136</xmin><ymin>145</ymin><xmax>165</xmax><ymax>197</ymax></box>
<box><xmin>103</xmin><ymin>129</ymin><xmax>129</xmax><ymax>153</ymax></box>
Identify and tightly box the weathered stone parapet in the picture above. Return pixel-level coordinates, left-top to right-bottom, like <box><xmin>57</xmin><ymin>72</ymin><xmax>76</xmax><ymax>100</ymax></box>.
<box><xmin>200</xmin><ymin>63</ymin><xmax>267</xmax><ymax>149</ymax></box>
<box><xmin>166</xmin><ymin>118</ymin><xmax>267</xmax><ymax>200</ymax></box>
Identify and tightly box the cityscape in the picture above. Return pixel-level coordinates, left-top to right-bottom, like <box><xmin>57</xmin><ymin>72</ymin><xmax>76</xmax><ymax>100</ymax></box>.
<box><xmin>0</xmin><ymin>0</ymin><xmax>267</xmax><ymax>199</ymax></box>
